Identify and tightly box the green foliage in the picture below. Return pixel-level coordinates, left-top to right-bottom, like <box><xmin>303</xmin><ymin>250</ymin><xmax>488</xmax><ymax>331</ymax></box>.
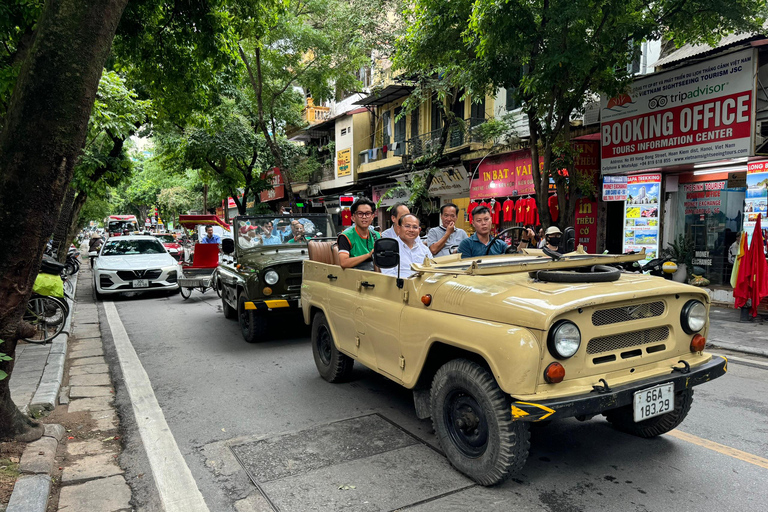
<box><xmin>663</xmin><ymin>234</ymin><xmax>694</xmax><ymax>270</ymax></box>
<box><xmin>0</xmin><ymin>339</ymin><xmax>12</xmax><ymax>381</ymax></box>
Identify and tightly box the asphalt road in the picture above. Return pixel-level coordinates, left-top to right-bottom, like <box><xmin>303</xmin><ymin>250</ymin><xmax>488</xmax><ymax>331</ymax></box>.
<box><xmin>99</xmin><ymin>290</ymin><xmax>768</xmax><ymax>512</ymax></box>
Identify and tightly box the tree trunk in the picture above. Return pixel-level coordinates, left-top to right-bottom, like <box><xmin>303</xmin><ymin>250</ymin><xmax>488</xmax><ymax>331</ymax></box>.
<box><xmin>65</xmin><ymin>191</ymin><xmax>89</xmax><ymax>249</ymax></box>
<box><xmin>203</xmin><ymin>183</ymin><xmax>209</xmax><ymax>212</ymax></box>
<box><xmin>0</xmin><ymin>0</ymin><xmax>129</xmax><ymax>441</ymax></box>
<box><xmin>52</xmin><ymin>186</ymin><xmax>77</xmax><ymax>261</ymax></box>
<box><xmin>529</xmin><ymin>116</ymin><xmax>552</xmax><ymax>229</ymax></box>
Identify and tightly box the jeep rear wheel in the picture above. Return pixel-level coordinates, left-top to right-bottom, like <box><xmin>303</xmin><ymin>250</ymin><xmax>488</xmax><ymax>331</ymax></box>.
<box><xmin>605</xmin><ymin>388</ymin><xmax>693</xmax><ymax>438</ymax></box>
<box><xmin>311</xmin><ymin>312</ymin><xmax>353</xmax><ymax>383</ymax></box>
<box><xmin>238</xmin><ymin>293</ymin><xmax>267</xmax><ymax>343</ymax></box>
<box><xmin>430</xmin><ymin>359</ymin><xmax>530</xmax><ymax>486</ymax></box>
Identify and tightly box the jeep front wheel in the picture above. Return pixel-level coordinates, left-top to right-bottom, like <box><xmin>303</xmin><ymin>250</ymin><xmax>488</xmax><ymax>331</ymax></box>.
<box><xmin>311</xmin><ymin>312</ymin><xmax>353</xmax><ymax>382</ymax></box>
<box><xmin>221</xmin><ymin>291</ymin><xmax>236</xmax><ymax>319</ymax></box>
<box><xmin>605</xmin><ymin>388</ymin><xmax>693</xmax><ymax>438</ymax></box>
<box><xmin>238</xmin><ymin>293</ymin><xmax>267</xmax><ymax>343</ymax></box>
<box><xmin>430</xmin><ymin>359</ymin><xmax>530</xmax><ymax>486</ymax></box>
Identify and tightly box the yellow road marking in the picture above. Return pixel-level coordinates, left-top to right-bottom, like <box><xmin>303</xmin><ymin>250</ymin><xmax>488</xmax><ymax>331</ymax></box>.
<box><xmin>668</xmin><ymin>429</ymin><xmax>768</xmax><ymax>470</ymax></box>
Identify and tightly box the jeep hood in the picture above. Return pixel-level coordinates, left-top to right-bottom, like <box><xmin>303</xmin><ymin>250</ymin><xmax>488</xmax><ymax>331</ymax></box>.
<box><xmin>239</xmin><ymin>246</ymin><xmax>309</xmax><ymax>267</ymax></box>
<box><xmin>423</xmin><ymin>272</ymin><xmax>708</xmax><ymax>331</ymax></box>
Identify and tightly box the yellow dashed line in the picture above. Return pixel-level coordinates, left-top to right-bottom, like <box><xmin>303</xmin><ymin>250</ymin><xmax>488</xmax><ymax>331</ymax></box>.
<box><xmin>668</xmin><ymin>429</ymin><xmax>768</xmax><ymax>470</ymax></box>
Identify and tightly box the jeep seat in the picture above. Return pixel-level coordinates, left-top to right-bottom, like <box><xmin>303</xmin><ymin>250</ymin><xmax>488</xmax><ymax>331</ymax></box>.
<box><xmin>308</xmin><ymin>240</ymin><xmax>339</xmax><ymax>265</ymax></box>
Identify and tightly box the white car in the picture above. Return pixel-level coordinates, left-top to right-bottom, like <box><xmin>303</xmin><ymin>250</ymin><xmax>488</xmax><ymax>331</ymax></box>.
<box><xmin>92</xmin><ymin>235</ymin><xmax>180</xmax><ymax>296</ymax></box>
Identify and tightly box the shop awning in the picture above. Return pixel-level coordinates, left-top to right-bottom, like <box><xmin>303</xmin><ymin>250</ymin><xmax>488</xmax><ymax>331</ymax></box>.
<box><xmin>354</xmin><ymin>85</ymin><xmax>414</xmax><ymax>106</ymax></box>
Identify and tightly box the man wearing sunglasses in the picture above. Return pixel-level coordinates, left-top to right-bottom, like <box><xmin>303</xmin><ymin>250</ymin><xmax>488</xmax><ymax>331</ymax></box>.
<box><xmin>337</xmin><ymin>197</ymin><xmax>380</xmax><ymax>270</ymax></box>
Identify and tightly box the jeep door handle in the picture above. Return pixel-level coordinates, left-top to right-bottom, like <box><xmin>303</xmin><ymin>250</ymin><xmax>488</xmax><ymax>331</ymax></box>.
<box><xmin>360</xmin><ymin>281</ymin><xmax>375</xmax><ymax>289</ymax></box>
<box><xmin>326</xmin><ymin>274</ymin><xmax>338</xmax><ymax>281</ymax></box>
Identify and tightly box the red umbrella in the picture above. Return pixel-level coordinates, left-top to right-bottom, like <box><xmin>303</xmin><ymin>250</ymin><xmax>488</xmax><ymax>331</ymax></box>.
<box><xmin>733</xmin><ymin>215</ymin><xmax>768</xmax><ymax>317</ymax></box>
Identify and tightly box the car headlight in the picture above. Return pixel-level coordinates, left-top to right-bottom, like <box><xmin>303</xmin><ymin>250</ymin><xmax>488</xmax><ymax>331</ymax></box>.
<box><xmin>680</xmin><ymin>300</ymin><xmax>706</xmax><ymax>334</ymax></box>
<box><xmin>547</xmin><ymin>321</ymin><xmax>581</xmax><ymax>359</ymax></box>
<box><xmin>264</xmin><ymin>269</ymin><xmax>279</xmax><ymax>285</ymax></box>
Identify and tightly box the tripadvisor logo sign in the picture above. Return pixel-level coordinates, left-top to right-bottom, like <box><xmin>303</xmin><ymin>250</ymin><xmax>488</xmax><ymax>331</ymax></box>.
<box><xmin>670</xmin><ymin>82</ymin><xmax>728</xmax><ymax>104</ymax></box>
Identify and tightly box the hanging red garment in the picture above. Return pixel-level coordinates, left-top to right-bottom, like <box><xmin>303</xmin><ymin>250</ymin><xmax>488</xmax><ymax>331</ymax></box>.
<box><xmin>341</xmin><ymin>209</ymin><xmax>352</xmax><ymax>226</ymax></box>
<box><xmin>548</xmin><ymin>194</ymin><xmax>559</xmax><ymax>223</ymax></box>
<box><xmin>467</xmin><ymin>201</ymin><xmax>479</xmax><ymax>223</ymax></box>
<box><xmin>491</xmin><ymin>201</ymin><xmax>502</xmax><ymax>224</ymax></box>
<box><xmin>503</xmin><ymin>200</ymin><xmax>515</xmax><ymax>222</ymax></box>
<box><xmin>733</xmin><ymin>216</ymin><xmax>768</xmax><ymax>317</ymax></box>
<box><xmin>515</xmin><ymin>199</ymin><xmax>525</xmax><ymax>223</ymax></box>
<box><xmin>525</xmin><ymin>197</ymin><xmax>538</xmax><ymax>225</ymax></box>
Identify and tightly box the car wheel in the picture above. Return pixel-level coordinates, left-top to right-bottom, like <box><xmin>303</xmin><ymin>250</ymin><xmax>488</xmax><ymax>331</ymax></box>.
<box><xmin>221</xmin><ymin>290</ymin><xmax>237</xmax><ymax>319</ymax></box>
<box><xmin>605</xmin><ymin>388</ymin><xmax>693</xmax><ymax>438</ymax></box>
<box><xmin>430</xmin><ymin>358</ymin><xmax>530</xmax><ymax>486</ymax></box>
<box><xmin>311</xmin><ymin>311</ymin><xmax>353</xmax><ymax>383</ymax></box>
<box><xmin>238</xmin><ymin>293</ymin><xmax>266</xmax><ymax>343</ymax></box>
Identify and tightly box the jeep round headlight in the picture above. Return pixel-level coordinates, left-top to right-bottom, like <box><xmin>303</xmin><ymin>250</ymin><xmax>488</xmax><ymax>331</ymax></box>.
<box><xmin>264</xmin><ymin>269</ymin><xmax>279</xmax><ymax>285</ymax></box>
<box><xmin>547</xmin><ymin>321</ymin><xmax>581</xmax><ymax>359</ymax></box>
<box><xmin>681</xmin><ymin>300</ymin><xmax>706</xmax><ymax>334</ymax></box>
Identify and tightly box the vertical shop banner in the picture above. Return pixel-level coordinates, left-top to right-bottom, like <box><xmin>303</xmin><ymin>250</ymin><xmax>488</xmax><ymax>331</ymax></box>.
<box><xmin>622</xmin><ymin>174</ymin><xmax>661</xmax><ymax>261</ymax></box>
<box><xmin>337</xmin><ymin>148</ymin><xmax>351</xmax><ymax>177</ymax></box>
<box><xmin>601</xmin><ymin>48</ymin><xmax>755</xmax><ymax>174</ymax></box>
<box><xmin>745</xmin><ymin>160</ymin><xmax>768</xmax><ymax>242</ymax></box>
<box><xmin>575</xmin><ymin>199</ymin><xmax>598</xmax><ymax>253</ymax></box>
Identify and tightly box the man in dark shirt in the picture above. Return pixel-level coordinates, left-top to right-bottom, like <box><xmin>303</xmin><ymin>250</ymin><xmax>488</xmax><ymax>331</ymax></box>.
<box><xmin>458</xmin><ymin>206</ymin><xmax>507</xmax><ymax>258</ymax></box>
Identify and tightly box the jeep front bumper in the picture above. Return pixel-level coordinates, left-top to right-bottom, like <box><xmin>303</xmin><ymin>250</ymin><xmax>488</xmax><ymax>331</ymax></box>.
<box><xmin>244</xmin><ymin>298</ymin><xmax>300</xmax><ymax>311</ymax></box>
<box><xmin>509</xmin><ymin>355</ymin><xmax>727</xmax><ymax>422</ymax></box>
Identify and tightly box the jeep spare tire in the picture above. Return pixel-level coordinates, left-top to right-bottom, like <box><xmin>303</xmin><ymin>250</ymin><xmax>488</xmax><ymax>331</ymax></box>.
<box><xmin>533</xmin><ymin>264</ymin><xmax>620</xmax><ymax>283</ymax></box>
<box><xmin>430</xmin><ymin>359</ymin><xmax>530</xmax><ymax>486</ymax></box>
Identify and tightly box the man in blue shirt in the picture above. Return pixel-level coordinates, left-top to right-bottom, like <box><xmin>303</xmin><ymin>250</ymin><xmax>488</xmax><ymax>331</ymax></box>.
<box><xmin>458</xmin><ymin>205</ymin><xmax>507</xmax><ymax>258</ymax></box>
<box><xmin>199</xmin><ymin>226</ymin><xmax>221</xmax><ymax>244</ymax></box>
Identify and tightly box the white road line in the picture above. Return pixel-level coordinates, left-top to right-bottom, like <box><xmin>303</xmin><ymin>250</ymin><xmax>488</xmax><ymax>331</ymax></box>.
<box><xmin>104</xmin><ymin>301</ymin><xmax>209</xmax><ymax>512</ymax></box>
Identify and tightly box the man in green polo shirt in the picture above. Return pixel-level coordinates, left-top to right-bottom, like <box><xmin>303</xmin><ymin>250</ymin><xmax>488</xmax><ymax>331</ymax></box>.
<box><xmin>338</xmin><ymin>197</ymin><xmax>380</xmax><ymax>270</ymax></box>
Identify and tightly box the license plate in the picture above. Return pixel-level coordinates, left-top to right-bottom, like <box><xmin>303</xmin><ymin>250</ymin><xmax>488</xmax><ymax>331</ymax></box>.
<box><xmin>633</xmin><ymin>383</ymin><xmax>674</xmax><ymax>422</ymax></box>
<box><xmin>132</xmin><ymin>279</ymin><xmax>149</xmax><ymax>288</ymax></box>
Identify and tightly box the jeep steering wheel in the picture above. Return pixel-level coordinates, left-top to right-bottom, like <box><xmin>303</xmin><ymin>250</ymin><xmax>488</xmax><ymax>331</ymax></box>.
<box><xmin>485</xmin><ymin>226</ymin><xmax>527</xmax><ymax>256</ymax></box>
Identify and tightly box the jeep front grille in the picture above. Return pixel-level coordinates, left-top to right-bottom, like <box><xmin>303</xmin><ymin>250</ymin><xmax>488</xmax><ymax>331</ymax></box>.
<box><xmin>117</xmin><ymin>269</ymin><xmax>162</xmax><ymax>281</ymax></box>
<box><xmin>592</xmin><ymin>301</ymin><xmax>665</xmax><ymax>326</ymax></box>
<box><xmin>587</xmin><ymin>326</ymin><xmax>670</xmax><ymax>354</ymax></box>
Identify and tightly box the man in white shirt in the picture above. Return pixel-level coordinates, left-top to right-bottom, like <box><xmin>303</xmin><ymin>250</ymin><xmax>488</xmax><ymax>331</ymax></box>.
<box><xmin>382</xmin><ymin>214</ymin><xmax>431</xmax><ymax>278</ymax></box>
<box><xmin>426</xmin><ymin>203</ymin><xmax>468</xmax><ymax>257</ymax></box>
<box><xmin>381</xmin><ymin>202</ymin><xmax>410</xmax><ymax>239</ymax></box>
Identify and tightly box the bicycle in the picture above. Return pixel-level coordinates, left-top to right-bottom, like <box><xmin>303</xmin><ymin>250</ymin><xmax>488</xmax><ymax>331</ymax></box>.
<box><xmin>22</xmin><ymin>294</ymin><xmax>69</xmax><ymax>344</ymax></box>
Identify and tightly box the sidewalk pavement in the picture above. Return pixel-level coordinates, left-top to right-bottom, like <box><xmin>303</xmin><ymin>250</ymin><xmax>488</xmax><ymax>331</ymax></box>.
<box><xmin>708</xmin><ymin>305</ymin><xmax>768</xmax><ymax>357</ymax></box>
<box><xmin>6</xmin><ymin>265</ymin><xmax>131</xmax><ymax>512</ymax></box>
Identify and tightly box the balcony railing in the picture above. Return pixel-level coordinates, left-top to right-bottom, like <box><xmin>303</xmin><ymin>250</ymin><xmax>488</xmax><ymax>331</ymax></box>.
<box><xmin>305</xmin><ymin>105</ymin><xmax>331</xmax><ymax>124</ymax></box>
<box><xmin>409</xmin><ymin>117</ymin><xmax>486</xmax><ymax>159</ymax></box>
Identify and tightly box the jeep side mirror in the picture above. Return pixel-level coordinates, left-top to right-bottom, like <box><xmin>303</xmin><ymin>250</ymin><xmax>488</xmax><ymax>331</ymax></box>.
<box><xmin>222</xmin><ymin>238</ymin><xmax>235</xmax><ymax>255</ymax></box>
<box><xmin>373</xmin><ymin>238</ymin><xmax>399</xmax><ymax>269</ymax></box>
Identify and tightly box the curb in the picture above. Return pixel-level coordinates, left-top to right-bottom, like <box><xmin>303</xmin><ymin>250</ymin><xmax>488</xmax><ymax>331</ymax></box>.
<box><xmin>708</xmin><ymin>340</ymin><xmax>768</xmax><ymax>358</ymax></box>
<box><xmin>28</xmin><ymin>273</ymin><xmax>77</xmax><ymax>415</ymax></box>
<box><xmin>7</xmin><ymin>424</ymin><xmax>66</xmax><ymax>512</ymax></box>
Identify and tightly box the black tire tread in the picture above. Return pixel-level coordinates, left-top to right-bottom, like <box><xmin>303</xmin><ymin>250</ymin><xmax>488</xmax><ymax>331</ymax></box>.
<box><xmin>605</xmin><ymin>388</ymin><xmax>694</xmax><ymax>438</ymax></box>
<box><xmin>221</xmin><ymin>291</ymin><xmax>236</xmax><ymax>319</ymax></box>
<box><xmin>430</xmin><ymin>359</ymin><xmax>530</xmax><ymax>486</ymax></box>
<box><xmin>239</xmin><ymin>293</ymin><xmax>267</xmax><ymax>343</ymax></box>
<box><xmin>312</xmin><ymin>312</ymin><xmax>354</xmax><ymax>383</ymax></box>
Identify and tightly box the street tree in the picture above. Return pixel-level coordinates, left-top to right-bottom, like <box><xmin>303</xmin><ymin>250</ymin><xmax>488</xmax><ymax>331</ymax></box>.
<box><xmin>397</xmin><ymin>0</ymin><xmax>765</xmax><ymax>228</ymax></box>
<box><xmin>0</xmin><ymin>0</ymin><xmax>130</xmax><ymax>441</ymax></box>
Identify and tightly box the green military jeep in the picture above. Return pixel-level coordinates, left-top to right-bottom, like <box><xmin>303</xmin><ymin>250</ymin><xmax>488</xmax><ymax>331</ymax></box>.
<box><xmin>218</xmin><ymin>214</ymin><xmax>335</xmax><ymax>342</ymax></box>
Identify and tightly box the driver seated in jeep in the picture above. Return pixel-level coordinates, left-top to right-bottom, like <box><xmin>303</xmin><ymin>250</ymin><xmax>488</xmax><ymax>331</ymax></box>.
<box><xmin>458</xmin><ymin>206</ymin><xmax>507</xmax><ymax>258</ymax></box>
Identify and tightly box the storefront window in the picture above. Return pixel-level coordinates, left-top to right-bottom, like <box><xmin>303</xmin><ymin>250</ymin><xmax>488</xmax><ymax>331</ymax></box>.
<box><xmin>675</xmin><ymin>180</ymin><xmax>745</xmax><ymax>286</ymax></box>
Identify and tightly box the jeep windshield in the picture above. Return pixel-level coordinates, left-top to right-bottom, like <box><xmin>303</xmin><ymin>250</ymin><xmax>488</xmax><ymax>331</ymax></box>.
<box><xmin>234</xmin><ymin>215</ymin><xmax>335</xmax><ymax>251</ymax></box>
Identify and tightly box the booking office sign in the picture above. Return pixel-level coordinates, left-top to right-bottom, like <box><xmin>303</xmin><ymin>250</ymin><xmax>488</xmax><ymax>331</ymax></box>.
<box><xmin>600</xmin><ymin>48</ymin><xmax>756</xmax><ymax>174</ymax></box>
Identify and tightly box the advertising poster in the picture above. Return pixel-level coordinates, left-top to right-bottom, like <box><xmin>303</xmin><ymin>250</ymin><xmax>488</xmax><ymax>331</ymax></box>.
<box><xmin>603</xmin><ymin>175</ymin><xmax>628</xmax><ymax>201</ymax></box>
<box><xmin>601</xmin><ymin>48</ymin><xmax>755</xmax><ymax>174</ymax></box>
<box><xmin>623</xmin><ymin>174</ymin><xmax>661</xmax><ymax>261</ymax></box>
<box><xmin>745</xmin><ymin>160</ymin><xmax>768</xmax><ymax>243</ymax></box>
<box><xmin>337</xmin><ymin>148</ymin><xmax>352</xmax><ymax>177</ymax></box>
<box><xmin>683</xmin><ymin>181</ymin><xmax>726</xmax><ymax>215</ymax></box>
<box><xmin>260</xmin><ymin>168</ymin><xmax>285</xmax><ymax>202</ymax></box>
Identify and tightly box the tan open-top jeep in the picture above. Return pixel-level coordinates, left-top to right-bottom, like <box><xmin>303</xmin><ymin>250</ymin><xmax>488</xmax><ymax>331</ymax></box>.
<box><xmin>301</xmin><ymin>238</ymin><xmax>727</xmax><ymax>485</ymax></box>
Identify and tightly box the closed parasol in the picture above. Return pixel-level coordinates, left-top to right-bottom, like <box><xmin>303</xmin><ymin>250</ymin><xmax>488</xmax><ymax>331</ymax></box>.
<box><xmin>733</xmin><ymin>216</ymin><xmax>768</xmax><ymax>317</ymax></box>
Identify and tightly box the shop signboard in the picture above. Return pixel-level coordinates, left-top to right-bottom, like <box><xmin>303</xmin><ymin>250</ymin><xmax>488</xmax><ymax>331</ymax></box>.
<box><xmin>682</xmin><ymin>180</ymin><xmax>727</xmax><ymax>215</ymax></box>
<box><xmin>622</xmin><ymin>174</ymin><xmax>661</xmax><ymax>262</ymax></box>
<box><xmin>603</xmin><ymin>176</ymin><xmax>628</xmax><ymax>200</ymax></box>
<box><xmin>260</xmin><ymin>168</ymin><xmax>285</xmax><ymax>202</ymax></box>
<box><xmin>337</xmin><ymin>148</ymin><xmax>352</xmax><ymax>177</ymax></box>
<box><xmin>428</xmin><ymin>166</ymin><xmax>469</xmax><ymax>197</ymax></box>
<box><xmin>745</xmin><ymin>160</ymin><xmax>768</xmax><ymax>242</ymax></box>
<box><xmin>601</xmin><ymin>48</ymin><xmax>755</xmax><ymax>174</ymax></box>
<box><xmin>372</xmin><ymin>183</ymin><xmax>408</xmax><ymax>207</ymax></box>
<box><xmin>470</xmin><ymin>150</ymin><xmax>537</xmax><ymax>200</ymax></box>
